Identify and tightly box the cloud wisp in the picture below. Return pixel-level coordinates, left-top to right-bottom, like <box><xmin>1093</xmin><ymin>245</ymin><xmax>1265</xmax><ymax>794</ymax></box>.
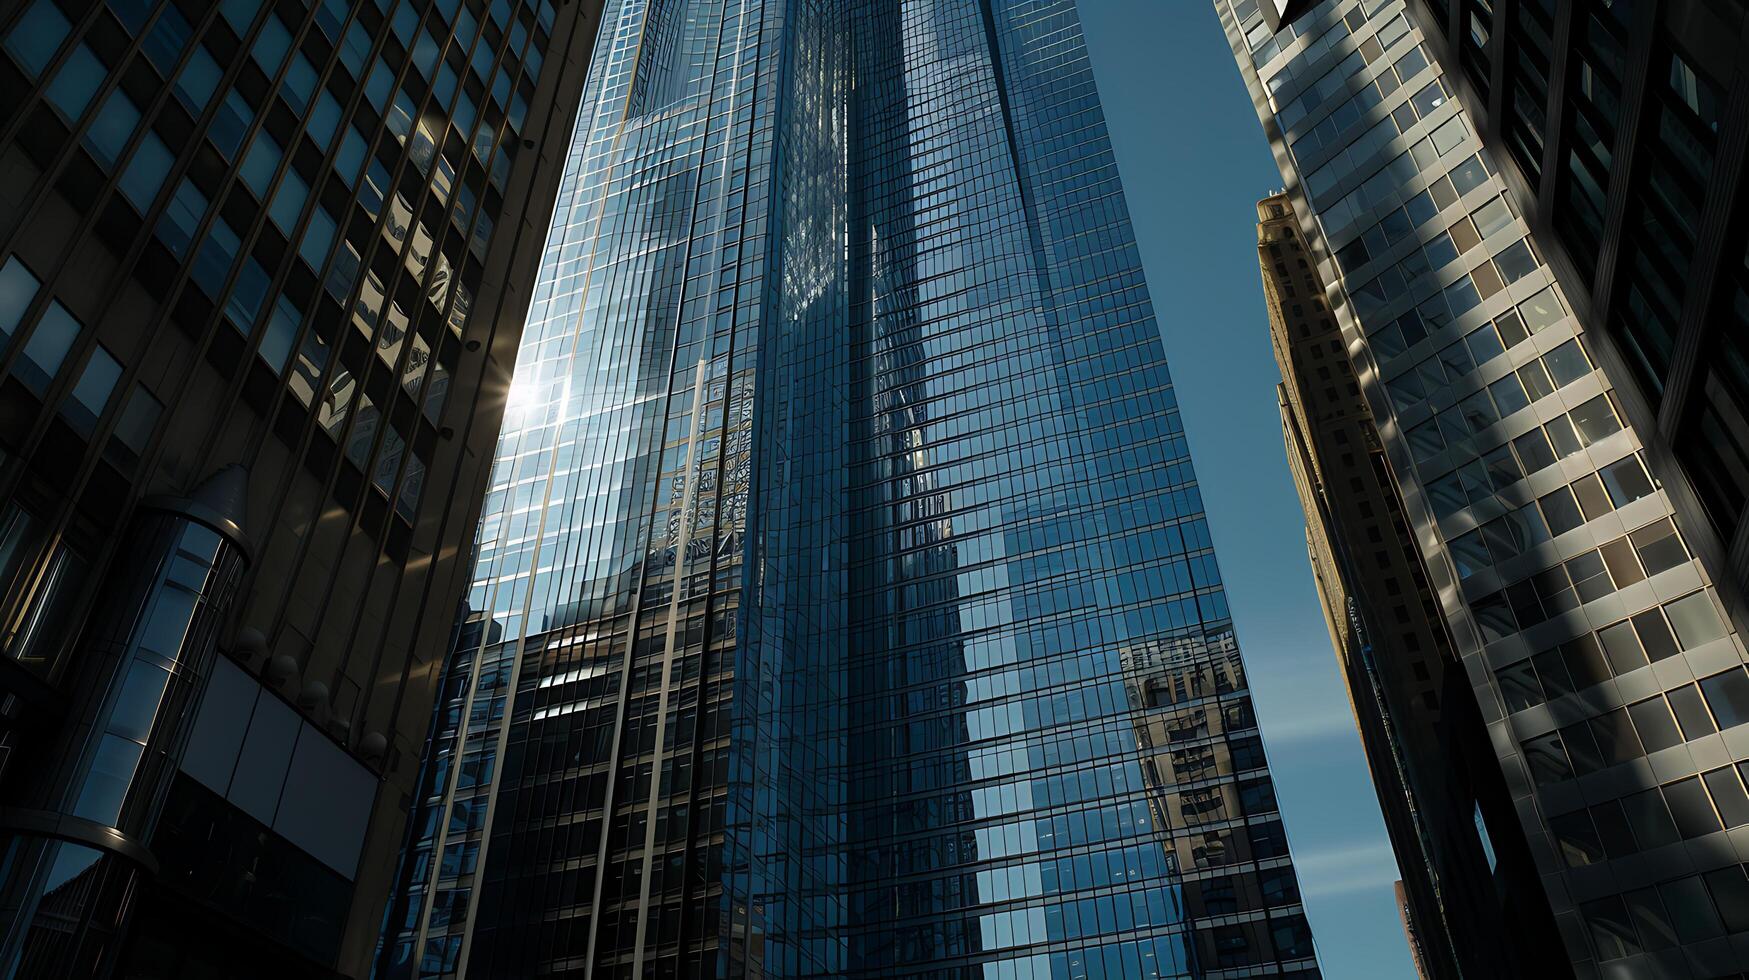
<box><xmin>1292</xmin><ymin>840</ymin><xmax>1403</xmax><ymax>899</ymax></box>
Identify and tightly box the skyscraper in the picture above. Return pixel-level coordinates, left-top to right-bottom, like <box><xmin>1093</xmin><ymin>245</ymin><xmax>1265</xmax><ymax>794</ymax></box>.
<box><xmin>380</xmin><ymin>0</ymin><xmax>1319</xmax><ymax>976</ymax></box>
<box><xmin>1260</xmin><ymin>190</ymin><xmax>1565</xmax><ymax>977</ymax></box>
<box><xmin>0</xmin><ymin>0</ymin><xmax>603</xmax><ymax>976</ymax></box>
<box><xmin>1407</xmin><ymin>0</ymin><xmax>1749</xmax><ymax>641</ymax></box>
<box><xmin>1221</xmin><ymin>0</ymin><xmax>1749</xmax><ymax>974</ymax></box>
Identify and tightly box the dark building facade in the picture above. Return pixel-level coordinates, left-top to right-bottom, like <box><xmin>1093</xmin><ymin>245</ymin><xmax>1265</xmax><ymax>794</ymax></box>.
<box><xmin>1260</xmin><ymin>190</ymin><xmax>1566</xmax><ymax>978</ymax></box>
<box><xmin>377</xmin><ymin>0</ymin><xmax>1321</xmax><ymax>977</ymax></box>
<box><xmin>0</xmin><ymin>0</ymin><xmax>602</xmax><ymax>976</ymax></box>
<box><xmin>1220</xmin><ymin>0</ymin><xmax>1749</xmax><ymax>975</ymax></box>
<box><xmin>1409</xmin><ymin>0</ymin><xmax>1749</xmax><ymax>633</ymax></box>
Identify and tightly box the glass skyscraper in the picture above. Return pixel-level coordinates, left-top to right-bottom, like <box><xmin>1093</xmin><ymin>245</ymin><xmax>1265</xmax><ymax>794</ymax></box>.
<box><xmin>381</xmin><ymin>0</ymin><xmax>1320</xmax><ymax>977</ymax></box>
<box><xmin>1220</xmin><ymin>0</ymin><xmax>1749</xmax><ymax>975</ymax></box>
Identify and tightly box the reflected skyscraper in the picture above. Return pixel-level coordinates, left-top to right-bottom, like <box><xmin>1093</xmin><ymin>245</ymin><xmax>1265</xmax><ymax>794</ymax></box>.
<box><xmin>380</xmin><ymin>0</ymin><xmax>1321</xmax><ymax>976</ymax></box>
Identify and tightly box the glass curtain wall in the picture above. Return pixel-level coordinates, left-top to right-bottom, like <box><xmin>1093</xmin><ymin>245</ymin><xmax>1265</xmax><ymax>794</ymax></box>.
<box><xmin>381</xmin><ymin>1</ymin><xmax>1322</xmax><ymax>977</ymax></box>
<box><xmin>1218</xmin><ymin>1</ymin><xmax>1749</xmax><ymax>975</ymax></box>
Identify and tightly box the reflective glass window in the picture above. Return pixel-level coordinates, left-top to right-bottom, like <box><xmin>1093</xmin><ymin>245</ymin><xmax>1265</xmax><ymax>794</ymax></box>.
<box><xmin>65</xmin><ymin>344</ymin><xmax>121</xmax><ymax>434</ymax></box>
<box><xmin>45</xmin><ymin>45</ymin><xmax>105</xmax><ymax>120</ymax></box>
<box><xmin>5</xmin><ymin>2</ymin><xmax>70</xmax><ymax>79</ymax></box>
<box><xmin>0</xmin><ymin>257</ymin><xmax>41</xmax><ymax>344</ymax></box>
<box><xmin>18</xmin><ymin>300</ymin><xmax>82</xmax><ymax>394</ymax></box>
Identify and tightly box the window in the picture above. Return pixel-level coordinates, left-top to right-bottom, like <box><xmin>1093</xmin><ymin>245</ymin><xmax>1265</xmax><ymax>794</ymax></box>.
<box><xmin>1582</xmin><ymin>896</ymin><xmax>1639</xmax><ymax>960</ymax></box>
<box><xmin>45</xmin><ymin>44</ymin><xmax>104</xmax><ymax>120</ymax></box>
<box><xmin>347</xmin><ymin>395</ymin><xmax>379</xmax><ymax>466</ymax></box>
<box><xmin>1513</xmin><ymin>428</ymin><xmax>1556</xmax><ymax>473</ymax></box>
<box><xmin>1539</xmin><ymin>487</ymin><xmax>1584</xmax><ymax>536</ymax></box>
<box><xmin>1574</xmin><ymin>474</ymin><xmax>1616</xmax><ymax>521</ymax></box>
<box><xmin>1600</xmin><ymin>455</ymin><xmax>1654</xmax><ymax>505</ymax></box>
<box><xmin>1550</xmin><ymin>809</ymin><xmax>1603</xmax><ymax>866</ymax></box>
<box><xmin>1518</xmin><ymin>286</ymin><xmax>1565</xmax><ymax>331</ymax></box>
<box><xmin>1631</xmin><ymin>609</ymin><xmax>1680</xmax><ymax>663</ymax></box>
<box><xmin>8</xmin><ymin>540</ymin><xmax>89</xmax><ymax>668</ymax></box>
<box><xmin>1570</xmin><ymin>394</ymin><xmax>1621</xmax><ymax>445</ymax></box>
<box><xmin>1665</xmin><ymin>592</ymin><xmax>1727</xmax><ymax>649</ymax></box>
<box><xmin>260</xmin><ymin>297</ymin><xmax>299</xmax><ymax>375</ymax></box>
<box><xmin>65</xmin><ymin>345</ymin><xmax>122</xmax><ymax>435</ymax></box>
<box><xmin>119</xmin><ymin>133</ymin><xmax>174</xmax><ymax>212</ymax></box>
<box><xmin>1626</xmin><ymin>697</ymin><xmax>1682</xmax><ymax>753</ymax></box>
<box><xmin>241</xmin><ymin>132</ymin><xmax>283</xmax><ymax>197</ymax></box>
<box><xmin>84</xmin><ymin>89</ymin><xmax>141</xmax><ymax>168</ymax></box>
<box><xmin>1700</xmin><ymin>669</ymin><xmax>1749</xmax><ymax>729</ymax></box>
<box><xmin>73</xmin><ymin>733</ymin><xmax>142</xmax><ymax>823</ymax></box>
<box><xmin>309</xmin><ymin>91</ymin><xmax>343</xmax><ymax>148</ymax></box>
<box><xmin>1663</xmin><ymin>777</ymin><xmax>1722</xmax><ymax>839</ymax></box>
<box><xmin>397</xmin><ymin>453</ymin><xmax>426</xmax><ymax>521</ymax></box>
<box><xmin>1630</xmin><ymin>519</ymin><xmax>1687</xmax><ymax>575</ymax></box>
<box><xmin>1661</xmin><ymin>875</ymin><xmax>1725</xmax><ymax>943</ymax></box>
<box><xmin>374</xmin><ymin>426</ymin><xmax>405</xmax><ymax>495</ymax></box>
<box><xmin>1702</xmin><ymin>768</ymin><xmax>1749</xmax><ymax>829</ymax></box>
<box><xmin>1498</xmin><ymin>658</ymin><xmax>1541</xmax><ymax>711</ymax></box>
<box><xmin>270</xmin><ymin>169</ymin><xmax>310</xmax><ymax>235</ymax></box>
<box><xmin>1522</xmin><ymin>731</ymin><xmax>1571</xmax><ymax>785</ymax></box>
<box><xmin>1589</xmin><ymin>708</ymin><xmax>1642</xmax><ymax>767</ymax></box>
<box><xmin>106</xmin><ymin>384</ymin><xmax>162</xmax><ymax>470</ymax></box>
<box><xmin>0</xmin><ymin>257</ymin><xmax>42</xmax><ymax>344</ymax></box>
<box><xmin>251</xmin><ymin>15</ymin><xmax>293</xmax><ymax>76</ymax></box>
<box><xmin>1704</xmin><ymin>867</ymin><xmax>1749</xmax><ymax>933</ymax></box>
<box><xmin>1620</xmin><ymin>788</ymin><xmax>1679</xmax><ymax>850</ymax></box>
<box><xmin>172</xmin><ymin>45</ymin><xmax>222</xmax><ymax>114</ymax></box>
<box><xmin>17</xmin><ymin>301</ymin><xmax>81</xmax><ymax>394</ymax></box>
<box><xmin>1668</xmin><ymin>684</ymin><xmax>1717</xmax><ymax>739</ymax></box>
<box><xmin>157</xmin><ymin>180</ymin><xmax>208</xmax><ymax>260</ymax></box>
<box><xmin>192</xmin><ymin>219</ymin><xmax>241</xmax><ymax>301</ymax></box>
<box><xmin>209</xmin><ymin>89</ymin><xmax>255</xmax><ymax>159</ymax></box>
<box><xmin>4</xmin><ymin>2</ymin><xmax>70</xmax><ymax>79</ymax></box>
<box><xmin>141</xmin><ymin>5</ymin><xmax>191</xmax><ymax>74</ymax></box>
<box><xmin>1622</xmin><ymin>888</ymin><xmax>1677</xmax><ymax>951</ymax></box>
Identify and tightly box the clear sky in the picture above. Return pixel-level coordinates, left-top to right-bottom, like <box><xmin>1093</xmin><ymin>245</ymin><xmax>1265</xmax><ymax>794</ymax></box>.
<box><xmin>1079</xmin><ymin>3</ymin><xmax>1419</xmax><ymax>977</ymax></box>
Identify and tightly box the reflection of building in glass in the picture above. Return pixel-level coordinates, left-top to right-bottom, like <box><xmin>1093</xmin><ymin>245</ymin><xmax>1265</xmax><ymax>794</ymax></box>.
<box><xmin>1221</xmin><ymin>1</ymin><xmax>1749</xmax><ymax>975</ymax></box>
<box><xmin>0</xmin><ymin>1</ymin><xmax>603</xmax><ymax>976</ymax></box>
<box><xmin>380</xmin><ymin>0</ymin><xmax>1319</xmax><ymax>976</ymax></box>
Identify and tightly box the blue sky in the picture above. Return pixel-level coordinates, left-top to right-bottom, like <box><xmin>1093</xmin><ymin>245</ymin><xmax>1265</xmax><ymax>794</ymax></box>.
<box><xmin>1080</xmin><ymin>3</ymin><xmax>1418</xmax><ymax>977</ymax></box>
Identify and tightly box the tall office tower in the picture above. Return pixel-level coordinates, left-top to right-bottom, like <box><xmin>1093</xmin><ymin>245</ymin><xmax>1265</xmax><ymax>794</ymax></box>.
<box><xmin>378</xmin><ymin>0</ymin><xmax>1322</xmax><ymax>977</ymax></box>
<box><xmin>0</xmin><ymin>0</ymin><xmax>601</xmax><ymax>976</ymax></box>
<box><xmin>1260</xmin><ymin>190</ymin><xmax>1566</xmax><ymax>977</ymax></box>
<box><xmin>1220</xmin><ymin>0</ymin><xmax>1749</xmax><ymax>975</ymax></box>
<box><xmin>1409</xmin><ymin>0</ymin><xmax>1749</xmax><ymax>634</ymax></box>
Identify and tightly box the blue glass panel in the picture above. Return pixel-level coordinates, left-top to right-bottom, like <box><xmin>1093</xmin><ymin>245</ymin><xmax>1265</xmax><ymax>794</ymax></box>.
<box><xmin>45</xmin><ymin>45</ymin><xmax>105</xmax><ymax>120</ymax></box>
<box><xmin>173</xmin><ymin>44</ymin><xmax>222</xmax><ymax>113</ymax></box>
<box><xmin>157</xmin><ymin>179</ymin><xmax>208</xmax><ymax>258</ymax></box>
<box><xmin>240</xmin><ymin>131</ymin><xmax>281</xmax><ymax>197</ymax></box>
<box><xmin>269</xmin><ymin>168</ymin><xmax>309</xmax><ymax>234</ymax></box>
<box><xmin>119</xmin><ymin>133</ymin><xmax>174</xmax><ymax>211</ymax></box>
<box><xmin>142</xmin><ymin>4</ymin><xmax>190</xmax><ymax>74</ymax></box>
<box><xmin>0</xmin><ymin>257</ymin><xmax>40</xmax><ymax>344</ymax></box>
<box><xmin>4</xmin><ymin>1</ymin><xmax>71</xmax><ymax>79</ymax></box>
<box><xmin>84</xmin><ymin>89</ymin><xmax>140</xmax><ymax>167</ymax></box>
<box><xmin>209</xmin><ymin>89</ymin><xmax>255</xmax><ymax>159</ymax></box>
<box><xmin>18</xmin><ymin>301</ymin><xmax>81</xmax><ymax>394</ymax></box>
<box><xmin>66</xmin><ymin>344</ymin><xmax>121</xmax><ymax>432</ymax></box>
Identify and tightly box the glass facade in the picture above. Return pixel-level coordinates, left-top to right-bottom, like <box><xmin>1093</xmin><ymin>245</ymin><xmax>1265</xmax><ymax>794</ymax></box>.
<box><xmin>1220</xmin><ymin>0</ymin><xmax>1749</xmax><ymax>975</ymax></box>
<box><xmin>382</xmin><ymin>0</ymin><xmax>1319</xmax><ymax>977</ymax></box>
<box><xmin>1411</xmin><ymin>0</ymin><xmax>1749</xmax><ymax>618</ymax></box>
<box><xmin>1261</xmin><ymin>191</ymin><xmax>1566</xmax><ymax>979</ymax></box>
<box><xmin>0</xmin><ymin>0</ymin><xmax>599</xmax><ymax>975</ymax></box>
